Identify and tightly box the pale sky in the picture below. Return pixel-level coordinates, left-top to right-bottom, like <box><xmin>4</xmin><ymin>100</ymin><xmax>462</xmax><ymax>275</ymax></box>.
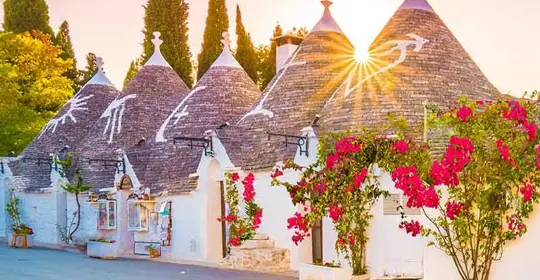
<box><xmin>1</xmin><ymin>0</ymin><xmax>539</xmax><ymax>95</ymax></box>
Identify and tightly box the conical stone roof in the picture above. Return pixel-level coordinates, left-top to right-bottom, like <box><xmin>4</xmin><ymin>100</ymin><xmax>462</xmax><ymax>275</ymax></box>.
<box><xmin>136</xmin><ymin>32</ymin><xmax>261</xmax><ymax>195</ymax></box>
<box><xmin>77</xmin><ymin>32</ymin><xmax>191</xmax><ymax>190</ymax></box>
<box><xmin>234</xmin><ymin>0</ymin><xmax>354</xmax><ymax>170</ymax></box>
<box><xmin>320</xmin><ymin>0</ymin><xmax>500</xmax><ymax>137</ymax></box>
<box><xmin>11</xmin><ymin>59</ymin><xmax>118</xmax><ymax>191</ymax></box>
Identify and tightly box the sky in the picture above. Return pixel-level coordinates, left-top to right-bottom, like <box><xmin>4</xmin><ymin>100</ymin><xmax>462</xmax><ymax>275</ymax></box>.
<box><xmin>0</xmin><ymin>0</ymin><xmax>539</xmax><ymax>95</ymax></box>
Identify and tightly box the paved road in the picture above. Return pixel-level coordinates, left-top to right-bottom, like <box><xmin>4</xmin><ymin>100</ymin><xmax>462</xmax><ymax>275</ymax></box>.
<box><xmin>0</xmin><ymin>244</ymin><xmax>296</xmax><ymax>280</ymax></box>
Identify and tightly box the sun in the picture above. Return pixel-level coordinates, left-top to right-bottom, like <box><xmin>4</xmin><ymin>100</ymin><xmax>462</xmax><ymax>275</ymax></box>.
<box><xmin>354</xmin><ymin>49</ymin><xmax>371</xmax><ymax>64</ymax></box>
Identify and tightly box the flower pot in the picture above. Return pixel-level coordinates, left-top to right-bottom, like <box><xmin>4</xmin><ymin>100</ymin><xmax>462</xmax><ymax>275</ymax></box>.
<box><xmin>351</xmin><ymin>274</ymin><xmax>370</xmax><ymax>280</ymax></box>
<box><xmin>8</xmin><ymin>233</ymin><xmax>33</xmax><ymax>248</ymax></box>
<box><xmin>86</xmin><ymin>241</ymin><xmax>119</xmax><ymax>260</ymax></box>
<box><xmin>300</xmin><ymin>263</ymin><xmax>353</xmax><ymax>280</ymax></box>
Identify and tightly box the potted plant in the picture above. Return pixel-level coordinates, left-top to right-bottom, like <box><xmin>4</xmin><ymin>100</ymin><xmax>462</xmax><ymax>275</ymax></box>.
<box><xmin>5</xmin><ymin>189</ymin><xmax>34</xmax><ymax>248</ymax></box>
<box><xmin>10</xmin><ymin>224</ymin><xmax>34</xmax><ymax>248</ymax></box>
<box><xmin>300</xmin><ymin>260</ymin><xmax>359</xmax><ymax>280</ymax></box>
<box><xmin>272</xmin><ymin>135</ymin><xmax>389</xmax><ymax>279</ymax></box>
<box><xmin>87</xmin><ymin>238</ymin><xmax>119</xmax><ymax>259</ymax></box>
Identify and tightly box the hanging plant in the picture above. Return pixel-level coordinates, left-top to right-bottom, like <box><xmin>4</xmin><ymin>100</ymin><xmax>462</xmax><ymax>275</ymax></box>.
<box><xmin>218</xmin><ymin>172</ymin><xmax>263</xmax><ymax>247</ymax></box>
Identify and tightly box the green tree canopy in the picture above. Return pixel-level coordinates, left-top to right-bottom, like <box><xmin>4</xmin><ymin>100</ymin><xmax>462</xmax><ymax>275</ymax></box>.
<box><xmin>0</xmin><ymin>32</ymin><xmax>73</xmax><ymax>155</ymax></box>
<box><xmin>258</xmin><ymin>24</ymin><xmax>283</xmax><ymax>90</ymax></box>
<box><xmin>3</xmin><ymin>0</ymin><xmax>54</xmax><ymax>36</ymax></box>
<box><xmin>78</xmin><ymin>53</ymin><xmax>99</xmax><ymax>86</ymax></box>
<box><xmin>55</xmin><ymin>20</ymin><xmax>79</xmax><ymax>91</ymax></box>
<box><xmin>123</xmin><ymin>58</ymin><xmax>143</xmax><ymax>88</ymax></box>
<box><xmin>141</xmin><ymin>0</ymin><xmax>194</xmax><ymax>87</ymax></box>
<box><xmin>197</xmin><ymin>0</ymin><xmax>229</xmax><ymax>80</ymax></box>
<box><xmin>234</xmin><ymin>4</ymin><xmax>258</xmax><ymax>83</ymax></box>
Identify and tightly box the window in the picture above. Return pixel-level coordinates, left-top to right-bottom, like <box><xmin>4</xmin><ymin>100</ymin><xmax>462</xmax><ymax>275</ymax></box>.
<box><xmin>128</xmin><ymin>201</ymin><xmax>149</xmax><ymax>231</ymax></box>
<box><xmin>98</xmin><ymin>200</ymin><xmax>117</xmax><ymax>230</ymax></box>
<box><xmin>383</xmin><ymin>194</ymin><xmax>421</xmax><ymax>216</ymax></box>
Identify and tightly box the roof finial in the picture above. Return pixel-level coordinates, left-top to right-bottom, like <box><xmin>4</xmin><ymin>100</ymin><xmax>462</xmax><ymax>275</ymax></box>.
<box><xmin>221</xmin><ymin>31</ymin><xmax>231</xmax><ymax>52</ymax></box>
<box><xmin>152</xmin><ymin>31</ymin><xmax>163</xmax><ymax>51</ymax></box>
<box><xmin>321</xmin><ymin>0</ymin><xmax>333</xmax><ymax>9</ymax></box>
<box><xmin>96</xmin><ymin>57</ymin><xmax>104</xmax><ymax>72</ymax></box>
<box><xmin>144</xmin><ymin>31</ymin><xmax>172</xmax><ymax>67</ymax></box>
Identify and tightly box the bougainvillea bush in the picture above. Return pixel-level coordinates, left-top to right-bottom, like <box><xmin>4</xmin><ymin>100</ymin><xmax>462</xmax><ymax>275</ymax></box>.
<box><xmin>218</xmin><ymin>172</ymin><xmax>263</xmax><ymax>247</ymax></box>
<box><xmin>378</xmin><ymin>99</ymin><xmax>540</xmax><ymax>280</ymax></box>
<box><xmin>271</xmin><ymin>134</ymin><xmax>390</xmax><ymax>275</ymax></box>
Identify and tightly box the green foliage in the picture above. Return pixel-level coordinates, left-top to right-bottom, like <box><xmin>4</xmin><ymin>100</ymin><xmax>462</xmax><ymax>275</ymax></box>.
<box><xmin>55</xmin><ymin>154</ymin><xmax>92</xmax><ymax>242</ymax></box>
<box><xmin>258</xmin><ymin>24</ymin><xmax>282</xmax><ymax>90</ymax></box>
<box><xmin>0</xmin><ymin>32</ymin><xmax>73</xmax><ymax>155</ymax></box>
<box><xmin>5</xmin><ymin>189</ymin><xmax>22</xmax><ymax>228</ymax></box>
<box><xmin>197</xmin><ymin>0</ymin><xmax>229</xmax><ymax>80</ymax></box>
<box><xmin>123</xmin><ymin>59</ymin><xmax>141</xmax><ymax>89</ymax></box>
<box><xmin>55</xmin><ymin>21</ymin><xmax>79</xmax><ymax>91</ymax></box>
<box><xmin>234</xmin><ymin>4</ymin><xmax>258</xmax><ymax>83</ymax></box>
<box><xmin>3</xmin><ymin>0</ymin><xmax>54</xmax><ymax>35</ymax></box>
<box><xmin>78</xmin><ymin>52</ymin><xmax>98</xmax><ymax>86</ymax></box>
<box><xmin>142</xmin><ymin>0</ymin><xmax>194</xmax><ymax>87</ymax></box>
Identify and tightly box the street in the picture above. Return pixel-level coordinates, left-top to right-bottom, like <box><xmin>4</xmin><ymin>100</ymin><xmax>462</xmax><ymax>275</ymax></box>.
<box><xmin>0</xmin><ymin>244</ymin><xmax>296</xmax><ymax>280</ymax></box>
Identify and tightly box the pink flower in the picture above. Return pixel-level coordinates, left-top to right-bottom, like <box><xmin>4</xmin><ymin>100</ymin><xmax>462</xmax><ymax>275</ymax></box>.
<box><xmin>400</xmin><ymin>220</ymin><xmax>422</xmax><ymax>237</ymax></box>
<box><xmin>523</xmin><ymin>120</ymin><xmax>537</xmax><ymax>142</ymax></box>
<box><xmin>503</xmin><ymin>101</ymin><xmax>527</xmax><ymax>123</ymax></box>
<box><xmin>354</xmin><ymin>168</ymin><xmax>368</xmax><ymax>188</ymax></box>
<box><xmin>231</xmin><ymin>173</ymin><xmax>240</xmax><ymax>183</ymax></box>
<box><xmin>335</xmin><ymin>137</ymin><xmax>363</xmax><ymax>155</ymax></box>
<box><xmin>476</xmin><ymin>100</ymin><xmax>485</xmax><ymax>105</ymax></box>
<box><xmin>326</xmin><ymin>153</ymin><xmax>340</xmax><ymax>170</ymax></box>
<box><xmin>329</xmin><ymin>204</ymin><xmax>343</xmax><ymax>222</ymax></box>
<box><xmin>420</xmin><ymin>187</ymin><xmax>440</xmax><ymax>208</ymax></box>
<box><xmin>496</xmin><ymin>139</ymin><xmax>514</xmax><ymax>166</ymax></box>
<box><xmin>270</xmin><ymin>168</ymin><xmax>284</xmax><ymax>179</ymax></box>
<box><xmin>392</xmin><ymin>140</ymin><xmax>410</xmax><ymax>155</ymax></box>
<box><xmin>520</xmin><ymin>181</ymin><xmax>534</xmax><ymax>202</ymax></box>
<box><xmin>229</xmin><ymin>236</ymin><xmax>241</xmax><ymax>247</ymax></box>
<box><xmin>446</xmin><ymin>201</ymin><xmax>463</xmax><ymax>220</ymax></box>
<box><xmin>456</xmin><ymin>106</ymin><xmax>473</xmax><ymax>122</ymax></box>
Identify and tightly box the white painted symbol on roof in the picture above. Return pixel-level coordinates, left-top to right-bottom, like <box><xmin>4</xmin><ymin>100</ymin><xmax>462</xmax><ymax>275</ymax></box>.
<box><xmin>38</xmin><ymin>92</ymin><xmax>94</xmax><ymax>138</ymax></box>
<box><xmin>237</xmin><ymin>47</ymin><xmax>306</xmax><ymax>124</ymax></box>
<box><xmin>100</xmin><ymin>94</ymin><xmax>137</xmax><ymax>144</ymax></box>
<box><xmin>155</xmin><ymin>86</ymin><xmax>207</xmax><ymax>143</ymax></box>
<box><xmin>343</xmin><ymin>33</ymin><xmax>428</xmax><ymax>96</ymax></box>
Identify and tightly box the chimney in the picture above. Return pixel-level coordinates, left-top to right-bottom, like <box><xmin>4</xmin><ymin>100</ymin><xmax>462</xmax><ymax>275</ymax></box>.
<box><xmin>274</xmin><ymin>34</ymin><xmax>304</xmax><ymax>71</ymax></box>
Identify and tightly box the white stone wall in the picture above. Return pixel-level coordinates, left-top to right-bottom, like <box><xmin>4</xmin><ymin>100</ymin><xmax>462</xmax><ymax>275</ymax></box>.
<box><xmin>18</xmin><ymin>191</ymin><xmax>59</xmax><ymax>244</ymax></box>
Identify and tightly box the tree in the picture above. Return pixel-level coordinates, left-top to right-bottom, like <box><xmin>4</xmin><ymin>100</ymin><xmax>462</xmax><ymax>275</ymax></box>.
<box><xmin>56</xmin><ymin>155</ymin><xmax>92</xmax><ymax>243</ymax></box>
<box><xmin>258</xmin><ymin>24</ymin><xmax>282</xmax><ymax>90</ymax></box>
<box><xmin>0</xmin><ymin>32</ymin><xmax>73</xmax><ymax>155</ymax></box>
<box><xmin>272</xmin><ymin>135</ymin><xmax>389</xmax><ymax>276</ymax></box>
<box><xmin>78</xmin><ymin>53</ymin><xmax>99</xmax><ymax>86</ymax></box>
<box><xmin>378</xmin><ymin>98</ymin><xmax>540</xmax><ymax>280</ymax></box>
<box><xmin>197</xmin><ymin>0</ymin><xmax>229</xmax><ymax>80</ymax></box>
<box><xmin>3</xmin><ymin>0</ymin><xmax>54</xmax><ymax>35</ymax></box>
<box><xmin>123</xmin><ymin>59</ymin><xmax>140</xmax><ymax>89</ymax></box>
<box><xmin>55</xmin><ymin>21</ymin><xmax>79</xmax><ymax>91</ymax></box>
<box><xmin>141</xmin><ymin>0</ymin><xmax>194</xmax><ymax>87</ymax></box>
<box><xmin>234</xmin><ymin>4</ymin><xmax>258</xmax><ymax>83</ymax></box>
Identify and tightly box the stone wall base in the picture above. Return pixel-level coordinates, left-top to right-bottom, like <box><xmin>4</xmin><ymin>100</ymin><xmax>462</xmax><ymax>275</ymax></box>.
<box><xmin>220</xmin><ymin>234</ymin><xmax>290</xmax><ymax>273</ymax></box>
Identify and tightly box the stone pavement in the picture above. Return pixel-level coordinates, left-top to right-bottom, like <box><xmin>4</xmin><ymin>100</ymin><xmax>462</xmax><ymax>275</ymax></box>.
<box><xmin>0</xmin><ymin>244</ymin><xmax>296</xmax><ymax>280</ymax></box>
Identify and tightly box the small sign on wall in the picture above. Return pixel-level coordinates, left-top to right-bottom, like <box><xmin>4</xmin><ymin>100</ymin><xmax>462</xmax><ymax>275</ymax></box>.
<box><xmin>134</xmin><ymin>241</ymin><xmax>161</xmax><ymax>257</ymax></box>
